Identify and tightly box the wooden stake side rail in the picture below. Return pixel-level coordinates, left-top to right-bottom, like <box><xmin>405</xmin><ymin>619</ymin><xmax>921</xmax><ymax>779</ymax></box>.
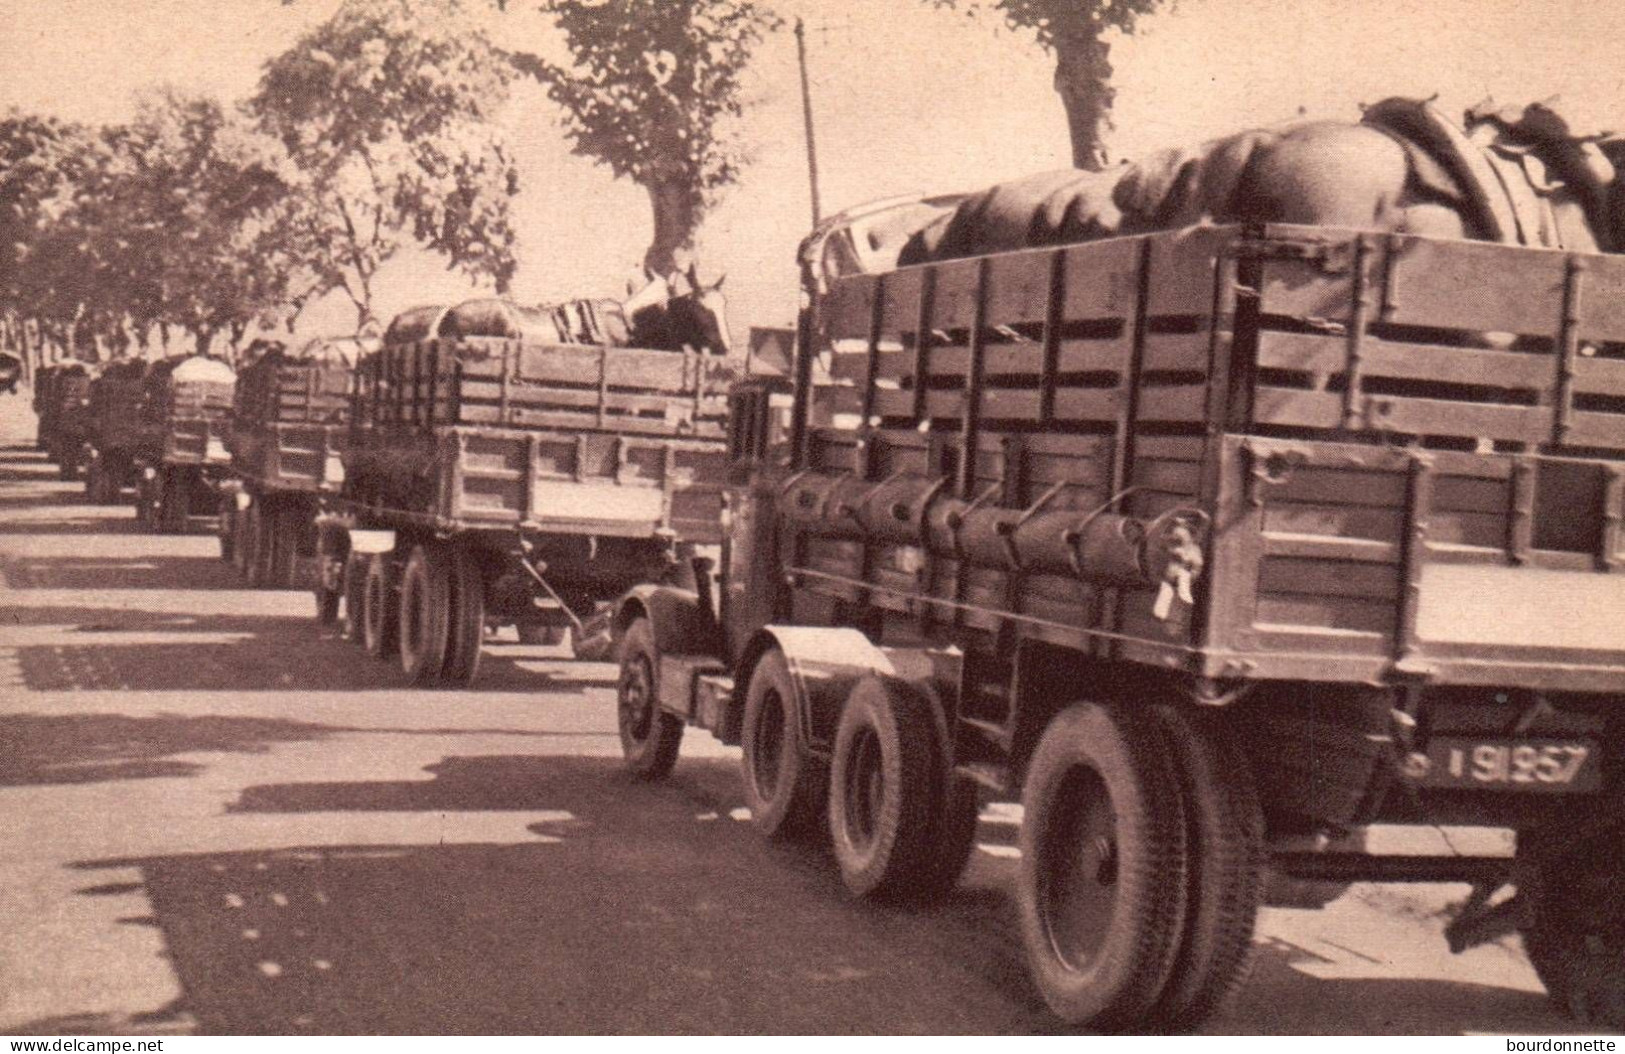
<box><xmin>790</xmin><ymin>224</ymin><xmax>1625</xmax><ymax>690</ymax></box>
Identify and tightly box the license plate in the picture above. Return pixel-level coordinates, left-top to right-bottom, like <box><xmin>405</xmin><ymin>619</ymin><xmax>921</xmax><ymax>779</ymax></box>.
<box><xmin>1418</xmin><ymin>737</ymin><xmax>1601</xmax><ymax>793</ymax></box>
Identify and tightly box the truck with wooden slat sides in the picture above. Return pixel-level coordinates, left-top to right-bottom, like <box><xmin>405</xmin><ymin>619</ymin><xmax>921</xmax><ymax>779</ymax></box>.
<box><xmin>220</xmin><ymin>338</ymin><xmax>370</xmax><ymax>594</ymax></box>
<box><xmin>131</xmin><ymin>355</ymin><xmax>237</xmax><ymax>534</ymax></box>
<box><xmin>605</xmin><ymin>207</ymin><xmax>1625</xmax><ymax>1031</ymax></box>
<box><xmin>82</xmin><ymin>359</ymin><xmax>151</xmax><ymax>505</ymax></box>
<box><xmin>313</xmin><ymin>299</ymin><xmax>735</xmax><ymax>687</ymax></box>
<box><xmin>35</xmin><ymin>362</ymin><xmax>93</xmax><ymax>480</ymax></box>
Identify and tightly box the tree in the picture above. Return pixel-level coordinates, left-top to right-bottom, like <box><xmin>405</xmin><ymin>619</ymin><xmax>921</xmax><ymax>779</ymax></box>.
<box><xmin>500</xmin><ymin>0</ymin><xmax>782</xmax><ymax>275</ymax></box>
<box><xmin>256</xmin><ymin>0</ymin><xmax>522</xmax><ymax>329</ymax></box>
<box><xmin>928</xmin><ymin>0</ymin><xmax>1170</xmax><ymax>171</ymax></box>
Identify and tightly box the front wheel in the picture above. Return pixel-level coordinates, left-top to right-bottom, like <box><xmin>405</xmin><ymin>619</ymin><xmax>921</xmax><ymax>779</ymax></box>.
<box><xmin>616</xmin><ymin>618</ymin><xmax>683</xmax><ymax>780</ymax></box>
<box><xmin>1018</xmin><ymin>702</ymin><xmax>1190</xmax><ymax>1030</ymax></box>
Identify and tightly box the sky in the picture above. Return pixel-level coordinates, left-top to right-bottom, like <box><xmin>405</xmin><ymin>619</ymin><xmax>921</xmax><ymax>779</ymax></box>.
<box><xmin>3</xmin><ymin>0</ymin><xmax>1624</xmax><ymax>343</ymax></box>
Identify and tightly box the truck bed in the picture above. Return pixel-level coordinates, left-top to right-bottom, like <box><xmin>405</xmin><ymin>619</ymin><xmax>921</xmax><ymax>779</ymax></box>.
<box><xmin>797</xmin><ymin>223</ymin><xmax>1625</xmax><ymax>692</ymax></box>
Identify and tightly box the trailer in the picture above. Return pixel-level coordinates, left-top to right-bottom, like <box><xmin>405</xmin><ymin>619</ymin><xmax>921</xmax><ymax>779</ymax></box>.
<box><xmin>606</xmin><ymin>213</ymin><xmax>1625</xmax><ymax>1031</ymax></box>
<box><xmin>220</xmin><ymin>339</ymin><xmax>366</xmax><ymax>594</ymax></box>
<box><xmin>314</xmin><ymin>299</ymin><xmax>734</xmax><ymax>687</ymax></box>
<box><xmin>82</xmin><ymin>359</ymin><xmax>150</xmax><ymax>505</ymax></box>
<box><xmin>132</xmin><ymin>356</ymin><xmax>236</xmax><ymax>533</ymax></box>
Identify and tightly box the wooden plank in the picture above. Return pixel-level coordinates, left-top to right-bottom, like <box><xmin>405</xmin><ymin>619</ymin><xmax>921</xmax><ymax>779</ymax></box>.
<box><xmin>1135</xmin><ymin>384</ymin><xmax>1208</xmax><ymax>423</ymax></box>
<box><xmin>1133</xmin><ymin>435</ymin><xmax>1206</xmax><ymax>462</ymax></box>
<box><xmin>1566</xmin><ymin>410</ymin><xmax>1625</xmax><ymax>450</ymax></box>
<box><xmin>1053</xmin><ymin>387</ymin><xmax>1124</xmax><ymax>422</ymax></box>
<box><xmin>1262</xmin><ymin>501</ymin><xmax>1403</xmax><ymax>543</ymax></box>
<box><xmin>1142</xmin><ymin>227</ymin><xmax>1232</xmax><ymax>316</ymax></box>
<box><xmin>1261</xmin><ymin>534</ymin><xmax>1398</xmax><ymax>563</ymax></box>
<box><xmin>879</xmin><ymin>267</ymin><xmax>926</xmax><ymax>334</ymax></box>
<box><xmin>1058</xmin><ymin>236</ymin><xmax>1142</xmax><ymax>319</ymax></box>
<box><xmin>1575</xmin><ymin>252</ymin><xmax>1625</xmax><ymax>342</ymax></box>
<box><xmin>1377</xmin><ymin>235</ymin><xmax>1569</xmax><ymax>337</ymax></box>
<box><xmin>1257</xmin><ymin>331</ymin><xmax>1555</xmax><ymax>391</ymax></box>
<box><xmin>1254</xmin><ymin>387</ymin><xmax>1552</xmax><ymax>443</ymax></box>
<box><xmin>1255</xmin><ymin>595</ymin><xmax>1396</xmax><ymax>634</ymax></box>
<box><xmin>1142</xmin><ymin>331</ymin><xmax>1210</xmax><ymax>372</ymax></box>
<box><xmin>985</xmin><ymin>250</ymin><xmax>1055</xmax><ymax>326</ymax></box>
<box><xmin>931</xmin><ymin>259</ymin><xmax>982</xmax><ymax>329</ymax></box>
<box><xmin>1056</xmin><ymin>339</ymin><xmax>1132</xmax><ymax>375</ymax></box>
<box><xmin>456</xmin><ymin>380</ymin><xmax>726</xmax><ymax>417</ymax></box>
<box><xmin>455</xmin><ymin>404</ymin><xmax>726</xmax><ymax>439</ymax></box>
<box><xmin>1432</xmin><ymin>474</ymin><xmax>1510</xmax><ymax>514</ymax></box>
<box><xmin>1267</xmin><ymin>464</ymin><xmax>1406</xmax><ymax>507</ymax></box>
<box><xmin>1131</xmin><ymin>459</ymin><xmax>1200</xmax><ymax>495</ymax></box>
<box><xmin>1259</xmin><ymin>556</ymin><xmax>1399</xmax><ymax>600</ymax></box>
<box><xmin>1573</xmin><ymin>355</ymin><xmax>1625</xmax><ymax>398</ymax></box>
<box><xmin>1429</xmin><ymin>511</ymin><xmax>1507</xmax><ymax>549</ymax></box>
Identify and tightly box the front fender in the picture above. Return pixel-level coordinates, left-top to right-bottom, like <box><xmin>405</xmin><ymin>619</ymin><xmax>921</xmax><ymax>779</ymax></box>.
<box><xmin>614</xmin><ymin>585</ymin><xmax>723</xmax><ymax>660</ymax></box>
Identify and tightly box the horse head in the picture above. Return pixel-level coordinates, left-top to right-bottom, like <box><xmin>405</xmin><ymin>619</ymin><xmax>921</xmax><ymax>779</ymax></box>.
<box><xmin>627</xmin><ymin>264</ymin><xmax>732</xmax><ymax>355</ymax></box>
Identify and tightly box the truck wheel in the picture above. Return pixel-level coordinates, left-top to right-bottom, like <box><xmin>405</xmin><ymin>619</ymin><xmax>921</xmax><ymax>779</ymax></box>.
<box><xmin>827</xmin><ymin>677</ymin><xmax>941</xmax><ymax>899</ymax></box>
<box><xmin>1520</xmin><ymin>831</ymin><xmax>1625</xmax><ymax>1031</ymax></box>
<box><xmin>397</xmin><ymin>542</ymin><xmax>452</xmax><ymax>685</ymax></box>
<box><xmin>135</xmin><ymin>476</ymin><xmax>156</xmax><ymax>531</ymax></box>
<box><xmin>913</xmin><ymin>774</ymin><xmax>982</xmax><ymax>901</ymax></box>
<box><xmin>739</xmin><ymin>649</ymin><xmax>827</xmax><ymax>840</ymax></box>
<box><xmin>1018</xmin><ymin>702</ymin><xmax>1189</xmax><ymax>1030</ymax></box>
<box><xmin>243</xmin><ymin>503</ymin><xmax>267</xmax><ymax>585</ymax></box>
<box><xmin>343</xmin><ymin>552</ymin><xmax>368</xmax><ymax>644</ymax></box>
<box><xmin>616</xmin><ymin>618</ymin><xmax>683</xmax><ymax>780</ymax></box>
<box><xmin>218</xmin><ymin>506</ymin><xmax>237</xmax><ymax>563</ymax></box>
<box><xmin>361</xmin><ymin>554</ymin><xmax>398</xmax><ymax>659</ymax></box>
<box><xmin>1148</xmin><ymin>706</ymin><xmax>1265</xmax><ymax>1030</ymax></box>
<box><xmin>440</xmin><ymin>546</ymin><xmax>485</xmax><ymax>687</ymax></box>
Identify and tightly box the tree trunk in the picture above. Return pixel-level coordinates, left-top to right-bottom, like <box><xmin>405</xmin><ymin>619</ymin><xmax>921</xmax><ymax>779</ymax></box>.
<box><xmin>1051</xmin><ymin>26</ymin><xmax>1116</xmax><ymax>172</ymax></box>
<box><xmin>643</xmin><ymin>178</ymin><xmax>698</xmax><ymax>279</ymax></box>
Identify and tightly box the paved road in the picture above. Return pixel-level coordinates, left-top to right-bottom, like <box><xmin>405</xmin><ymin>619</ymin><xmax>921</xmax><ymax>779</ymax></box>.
<box><xmin>0</xmin><ymin>394</ymin><xmax>1579</xmax><ymax>1036</ymax></box>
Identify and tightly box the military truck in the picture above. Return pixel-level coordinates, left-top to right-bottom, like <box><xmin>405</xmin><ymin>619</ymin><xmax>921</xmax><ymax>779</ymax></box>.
<box><xmin>605</xmin><ymin>207</ymin><xmax>1625</xmax><ymax>1031</ymax></box>
<box><xmin>221</xmin><ymin>338</ymin><xmax>367</xmax><ymax>594</ymax></box>
<box><xmin>313</xmin><ymin>299</ymin><xmax>734</xmax><ymax>687</ymax></box>
<box><xmin>82</xmin><ymin>359</ymin><xmax>150</xmax><ymax>504</ymax></box>
<box><xmin>35</xmin><ymin>362</ymin><xmax>93</xmax><ymax>480</ymax></box>
<box><xmin>132</xmin><ymin>355</ymin><xmax>236</xmax><ymax>533</ymax></box>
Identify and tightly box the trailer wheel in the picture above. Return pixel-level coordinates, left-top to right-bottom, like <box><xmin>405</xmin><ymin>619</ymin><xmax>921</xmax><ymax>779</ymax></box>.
<box><xmin>827</xmin><ymin>677</ymin><xmax>943</xmax><ymax>899</ymax></box>
<box><xmin>1148</xmin><ymin>706</ymin><xmax>1264</xmax><ymax>1030</ymax></box>
<box><xmin>440</xmin><ymin>546</ymin><xmax>485</xmax><ymax>687</ymax></box>
<box><xmin>361</xmin><ymin>554</ymin><xmax>398</xmax><ymax>659</ymax></box>
<box><xmin>1018</xmin><ymin>702</ymin><xmax>1189</xmax><ymax>1030</ymax></box>
<box><xmin>739</xmin><ymin>649</ymin><xmax>826</xmax><ymax>840</ymax></box>
<box><xmin>1520</xmin><ymin>831</ymin><xmax>1625</xmax><ymax>1032</ymax></box>
<box><xmin>616</xmin><ymin>618</ymin><xmax>683</xmax><ymax>780</ymax></box>
<box><xmin>342</xmin><ymin>552</ymin><xmax>368</xmax><ymax>644</ymax></box>
<box><xmin>397</xmin><ymin>542</ymin><xmax>452</xmax><ymax>685</ymax></box>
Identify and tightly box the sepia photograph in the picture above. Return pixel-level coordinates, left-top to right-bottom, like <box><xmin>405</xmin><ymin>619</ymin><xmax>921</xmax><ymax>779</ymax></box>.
<box><xmin>0</xmin><ymin>0</ymin><xmax>1623</xmax><ymax>1037</ymax></box>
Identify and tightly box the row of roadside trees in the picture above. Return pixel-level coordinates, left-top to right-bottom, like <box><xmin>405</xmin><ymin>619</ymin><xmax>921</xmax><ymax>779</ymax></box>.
<box><xmin>1</xmin><ymin>0</ymin><xmax>1163</xmax><ymax>375</ymax></box>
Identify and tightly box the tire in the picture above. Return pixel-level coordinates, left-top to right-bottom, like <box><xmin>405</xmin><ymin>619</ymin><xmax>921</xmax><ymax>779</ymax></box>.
<box><xmin>361</xmin><ymin>553</ymin><xmax>398</xmax><ymax>659</ymax></box>
<box><xmin>1520</xmin><ymin>829</ymin><xmax>1625</xmax><ymax>1031</ymax></box>
<box><xmin>615</xmin><ymin>618</ymin><xmax>683</xmax><ymax>780</ymax></box>
<box><xmin>57</xmin><ymin>443</ymin><xmax>81</xmax><ymax>482</ymax></box>
<box><xmin>827</xmin><ymin>677</ymin><xmax>942</xmax><ymax>899</ymax></box>
<box><xmin>244</xmin><ymin>501</ymin><xmax>268</xmax><ymax>586</ymax></box>
<box><xmin>739</xmin><ymin>649</ymin><xmax>826</xmax><ymax>840</ymax></box>
<box><xmin>135</xmin><ymin>476</ymin><xmax>156</xmax><ymax>531</ymax></box>
<box><xmin>397</xmin><ymin>542</ymin><xmax>452</xmax><ymax>685</ymax></box>
<box><xmin>343</xmin><ymin>551</ymin><xmax>369</xmax><ymax>644</ymax></box>
<box><xmin>1148</xmin><ymin>707</ymin><xmax>1265</xmax><ymax>1031</ymax></box>
<box><xmin>314</xmin><ymin>582</ymin><xmax>341</xmax><ymax>626</ymax></box>
<box><xmin>440</xmin><ymin>546</ymin><xmax>485</xmax><ymax>687</ymax></box>
<box><xmin>1018</xmin><ymin>702</ymin><xmax>1189</xmax><ymax>1030</ymax></box>
<box><xmin>914</xmin><ymin>773</ymin><xmax>982</xmax><ymax>901</ymax></box>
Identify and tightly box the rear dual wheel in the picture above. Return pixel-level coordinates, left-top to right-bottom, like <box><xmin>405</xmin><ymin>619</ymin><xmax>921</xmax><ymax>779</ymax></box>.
<box><xmin>1017</xmin><ymin>702</ymin><xmax>1263</xmax><ymax>1032</ymax></box>
<box><xmin>396</xmin><ymin>540</ymin><xmax>484</xmax><ymax>687</ymax></box>
<box><xmin>740</xmin><ymin>649</ymin><xmax>827</xmax><ymax>840</ymax></box>
<box><xmin>827</xmin><ymin>677</ymin><xmax>980</xmax><ymax>901</ymax></box>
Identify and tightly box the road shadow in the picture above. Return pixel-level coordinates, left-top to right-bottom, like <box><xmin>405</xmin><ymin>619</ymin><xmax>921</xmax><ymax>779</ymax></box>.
<box><xmin>0</xmin><ymin>713</ymin><xmax>336</xmax><ymax>787</ymax></box>
<box><xmin>43</xmin><ymin>755</ymin><xmax>1044</xmax><ymax>1035</ymax></box>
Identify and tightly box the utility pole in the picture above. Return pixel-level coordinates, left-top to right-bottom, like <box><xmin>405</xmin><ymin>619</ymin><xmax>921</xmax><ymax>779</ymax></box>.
<box><xmin>794</xmin><ymin>17</ymin><xmax>822</xmax><ymax>226</ymax></box>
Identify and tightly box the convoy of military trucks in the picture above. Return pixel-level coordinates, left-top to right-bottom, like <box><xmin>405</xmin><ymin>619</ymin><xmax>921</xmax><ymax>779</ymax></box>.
<box><xmin>21</xmin><ymin>197</ymin><xmax>1625</xmax><ymax>1033</ymax></box>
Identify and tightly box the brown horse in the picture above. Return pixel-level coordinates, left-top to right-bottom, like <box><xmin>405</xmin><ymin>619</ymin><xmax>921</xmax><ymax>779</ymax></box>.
<box><xmin>898</xmin><ymin>98</ymin><xmax>1625</xmax><ymax>266</ymax></box>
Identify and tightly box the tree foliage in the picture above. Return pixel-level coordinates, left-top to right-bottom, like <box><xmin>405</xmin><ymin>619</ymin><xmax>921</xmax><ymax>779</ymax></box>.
<box><xmin>256</xmin><ymin>0</ymin><xmax>522</xmax><ymax>326</ymax></box>
<box><xmin>927</xmin><ymin>0</ymin><xmax>1169</xmax><ymax>170</ymax></box>
<box><xmin>501</xmin><ymin>0</ymin><xmax>781</xmax><ymax>274</ymax></box>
